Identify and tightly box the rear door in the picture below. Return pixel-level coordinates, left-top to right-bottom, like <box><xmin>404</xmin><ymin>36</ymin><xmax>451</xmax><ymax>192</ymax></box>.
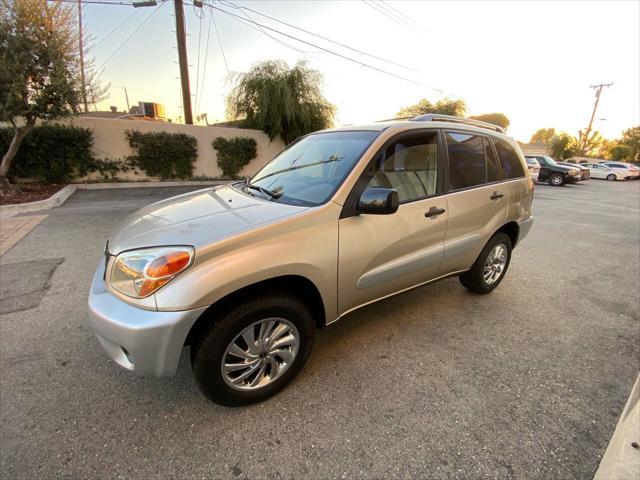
<box><xmin>439</xmin><ymin>131</ymin><xmax>508</xmax><ymax>273</ymax></box>
<box><xmin>337</xmin><ymin>130</ymin><xmax>448</xmax><ymax>315</ymax></box>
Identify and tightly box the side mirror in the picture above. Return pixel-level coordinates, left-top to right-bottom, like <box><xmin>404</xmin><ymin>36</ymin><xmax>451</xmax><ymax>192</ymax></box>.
<box><xmin>357</xmin><ymin>187</ymin><xmax>399</xmax><ymax>215</ymax></box>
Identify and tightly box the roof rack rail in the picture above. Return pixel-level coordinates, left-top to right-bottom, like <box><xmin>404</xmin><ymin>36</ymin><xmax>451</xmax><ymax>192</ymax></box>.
<box><xmin>410</xmin><ymin>114</ymin><xmax>505</xmax><ymax>133</ymax></box>
<box><xmin>375</xmin><ymin>116</ymin><xmax>413</xmax><ymax>122</ymax></box>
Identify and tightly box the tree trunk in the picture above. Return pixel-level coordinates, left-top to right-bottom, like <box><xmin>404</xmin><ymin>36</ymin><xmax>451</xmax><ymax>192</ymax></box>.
<box><xmin>0</xmin><ymin>120</ymin><xmax>35</xmax><ymax>197</ymax></box>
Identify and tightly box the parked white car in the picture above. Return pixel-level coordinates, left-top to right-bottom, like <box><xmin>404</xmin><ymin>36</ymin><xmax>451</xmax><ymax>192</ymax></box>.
<box><xmin>601</xmin><ymin>162</ymin><xmax>640</xmax><ymax>180</ymax></box>
<box><xmin>525</xmin><ymin>156</ymin><xmax>540</xmax><ymax>181</ymax></box>
<box><xmin>582</xmin><ymin>163</ymin><xmax>626</xmax><ymax>181</ymax></box>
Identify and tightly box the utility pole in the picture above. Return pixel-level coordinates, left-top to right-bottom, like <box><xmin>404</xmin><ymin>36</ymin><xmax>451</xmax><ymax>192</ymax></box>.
<box><xmin>174</xmin><ymin>0</ymin><xmax>193</xmax><ymax>124</ymax></box>
<box><xmin>78</xmin><ymin>0</ymin><xmax>88</xmax><ymax>113</ymax></box>
<box><xmin>581</xmin><ymin>82</ymin><xmax>613</xmax><ymax>152</ymax></box>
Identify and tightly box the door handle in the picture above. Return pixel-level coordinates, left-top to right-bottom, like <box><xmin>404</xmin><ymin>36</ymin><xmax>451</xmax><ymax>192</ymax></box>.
<box><xmin>490</xmin><ymin>192</ymin><xmax>504</xmax><ymax>200</ymax></box>
<box><xmin>425</xmin><ymin>206</ymin><xmax>446</xmax><ymax>218</ymax></box>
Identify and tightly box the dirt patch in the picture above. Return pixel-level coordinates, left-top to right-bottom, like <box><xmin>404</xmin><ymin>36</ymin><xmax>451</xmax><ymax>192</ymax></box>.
<box><xmin>0</xmin><ymin>184</ymin><xmax>65</xmax><ymax>205</ymax></box>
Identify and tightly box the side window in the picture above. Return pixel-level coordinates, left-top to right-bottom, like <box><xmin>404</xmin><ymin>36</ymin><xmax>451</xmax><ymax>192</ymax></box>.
<box><xmin>494</xmin><ymin>138</ymin><xmax>525</xmax><ymax>179</ymax></box>
<box><xmin>484</xmin><ymin>137</ymin><xmax>501</xmax><ymax>183</ymax></box>
<box><xmin>446</xmin><ymin>131</ymin><xmax>486</xmax><ymax>190</ymax></box>
<box><xmin>368</xmin><ymin>133</ymin><xmax>438</xmax><ymax>203</ymax></box>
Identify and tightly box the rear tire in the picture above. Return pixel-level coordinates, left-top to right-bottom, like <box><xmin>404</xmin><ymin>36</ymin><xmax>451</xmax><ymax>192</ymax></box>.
<box><xmin>548</xmin><ymin>173</ymin><xmax>565</xmax><ymax>186</ymax></box>
<box><xmin>191</xmin><ymin>293</ymin><xmax>315</xmax><ymax>407</ymax></box>
<box><xmin>606</xmin><ymin>174</ymin><xmax>616</xmax><ymax>181</ymax></box>
<box><xmin>460</xmin><ymin>233</ymin><xmax>512</xmax><ymax>294</ymax></box>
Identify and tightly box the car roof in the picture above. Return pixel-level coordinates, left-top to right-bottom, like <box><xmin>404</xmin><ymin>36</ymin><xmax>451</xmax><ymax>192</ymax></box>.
<box><xmin>324</xmin><ymin>120</ymin><xmax>514</xmax><ymax>141</ymax></box>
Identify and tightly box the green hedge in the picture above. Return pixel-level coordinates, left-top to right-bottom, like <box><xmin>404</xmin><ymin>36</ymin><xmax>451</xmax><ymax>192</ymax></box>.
<box><xmin>212</xmin><ymin>136</ymin><xmax>257</xmax><ymax>178</ymax></box>
<box><xmin>0</xmin><ymin>124</ymin><xmax>97</xmax><ymax>183</ymax></box>
<box><xmin>126</xmin><ymin>130</ymin><xmax>197</xmax><ymax>180</ymax></box>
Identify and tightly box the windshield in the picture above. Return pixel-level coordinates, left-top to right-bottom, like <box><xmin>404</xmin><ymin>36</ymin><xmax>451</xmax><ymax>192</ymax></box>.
<box><xmin>542</xmin><ymin>156</ymin><xmax>558</xmax><ymax>166</ymax></box>
<box><xmin>246</xmin><ymin>131</ymin><xmax>379</xmax><ymax>206</ymax></box>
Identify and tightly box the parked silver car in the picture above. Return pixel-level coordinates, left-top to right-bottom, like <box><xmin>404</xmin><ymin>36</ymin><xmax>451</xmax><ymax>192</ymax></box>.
<box><xmin>89</xmin><ymin>115</ymin><xmax>534</xmax><ymax>406</ymax></box>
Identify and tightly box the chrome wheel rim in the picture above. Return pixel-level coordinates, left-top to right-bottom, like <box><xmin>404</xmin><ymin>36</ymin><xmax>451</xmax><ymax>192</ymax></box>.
<box><xmin>483</xmin><ymin>244</ymin><xmax>508</xmax><ymax>285</ymax></box>
<box><xmin>221</xmin><ymin>318</ymin><xmax>300</xmax><ymax>391</ymax></box>
<box><xmin>551</xmin><ymin>175</ymin><xmax>562</xmax><ymax>185</ymax></box>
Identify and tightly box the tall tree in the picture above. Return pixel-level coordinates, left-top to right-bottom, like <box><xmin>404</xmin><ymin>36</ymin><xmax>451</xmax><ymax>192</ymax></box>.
<box><xmin>529</xmin><ymin>128</ymin><xmax>556</xmax><ymax>144</ymax></box>
<box><xmin>0</xmin><ymin>0</ymin><xmax>101</xmax><ymax>195</ymax></box>
<box><xmin>550</xmin><ymin>133</ymin><xmax>578</xmax><ymax>160</ymax></box>
<box><xmin>396</xmin><ymin>98</ymin><xmax>467</xmax><ymax>118</ymax></box>
<box><xmin>468</xmin><ymin>113</ymin><xmax>510</xmax><ymax>130</ymax></box>
<box><xmin>226</xmin><ymin>60</ymin><xmax>335</xmax><ymax>144</ymax></box>
<box><xmin>620</xmin><ymin>126</ymin><xmax>640</xmax><ymax>162</ymax></box>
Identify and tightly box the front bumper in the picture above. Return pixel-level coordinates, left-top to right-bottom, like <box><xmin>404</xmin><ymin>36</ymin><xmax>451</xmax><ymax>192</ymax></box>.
<box><xmin>566</xmin><ymin>175</ymin><xmax>580</xmax><ymax>184</ymax></box>
<box><xmin>88</xmin><ymin>259</ymin><xmax>208</xmax><ymax>377</ymax></box>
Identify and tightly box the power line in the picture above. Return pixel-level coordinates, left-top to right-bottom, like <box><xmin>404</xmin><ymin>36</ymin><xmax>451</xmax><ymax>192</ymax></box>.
<box><xmin>379</xmin><ymin>0</ymin><xmax>417</xmax><ymax>26</ymax></box>
<box><xmin>210</xmin><ymin>8</ymin><xmax>229</xmax><ymax>75</ymax></box>
<box><xmin>220</xmin><ymin>0</ymin><xmax>419</xmax><ymax>73</ymax></box>
<box><xmin>362</xmin><ymin>0</ymin><xmax>412</xmax><ymax>28</ymax></box>
<box><xmin>93</xmin><ymin>7</ymin><xmax>142</xmax><ymax>48</ymax></box>
<box><xmin>202</xmin><ymin>2</ymin><xmax>452</xmax><ymax>95</ymax></box>
<box><xmin>195</xmin><ymin>8</ymin><xmax>213</xmax><ymax>113</ymax></box>
<box><xmin>221</xmin><ymin>5</ymin><xmax>320</xmax><ymax>59</ymax></box>
<box><xmin>97</xmin><ymin>2</ymin><xmax>164</xmax><ymax>71</ymax></box>
<box><xmin>194</xmin><ymin>7</ymin><xmax>203</xmax><ymax>111</ymax></box>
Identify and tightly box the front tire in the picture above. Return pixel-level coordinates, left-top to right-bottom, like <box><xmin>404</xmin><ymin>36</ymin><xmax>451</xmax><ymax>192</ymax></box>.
<box><xmin>191</xmin><ymin>293</ymin><xmax>315</xmax><ymax>407</ymax></box>
<box><xmin>460</xmin><ymin>233</ymin><xmax>512</xmax><ymax>294</ymax></box>
<box><xmin>548</xmin><ymin>173</ymin><xmax>565</xmax><ymax>186</ymax></box>
<box><xmin>607</xmin><ymin>174</ymin><xmax>617</xmax><ymax>181</ymax></box>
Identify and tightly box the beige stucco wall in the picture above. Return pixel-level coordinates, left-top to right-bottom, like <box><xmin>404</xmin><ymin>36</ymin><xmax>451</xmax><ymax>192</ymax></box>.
<box><xmin>67</xmin><ymin>117</ymin><xmax>286</xmax><ymax>181</ymax></box>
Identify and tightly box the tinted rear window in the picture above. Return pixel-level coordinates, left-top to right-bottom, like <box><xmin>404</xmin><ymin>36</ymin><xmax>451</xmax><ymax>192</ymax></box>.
<box><xmin>446</xmin><ymin>132</ymin><xmax>486</xmax><ymax>190</ymax></box>
<box><xmin>494</xmin><ymin>139</ymin><xmax>525</xmax><ymax>179</ymax></box>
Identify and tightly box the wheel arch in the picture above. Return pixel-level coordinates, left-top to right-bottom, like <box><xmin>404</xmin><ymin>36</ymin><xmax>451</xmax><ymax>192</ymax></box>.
<box><xmin>185</xmin><ymin>275</ymin><xmax>327</xmax><ymax>347</ymax></box>
<box><xmin>495</xmin><ymin>221</ymin><xmax>520</xmax><ymax>248</ymax></box>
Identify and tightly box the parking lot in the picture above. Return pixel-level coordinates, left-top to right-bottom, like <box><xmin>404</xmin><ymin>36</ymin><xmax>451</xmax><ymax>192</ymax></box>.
<box><xmin>1</xmin><ymin>179</ymin><xmax>638</xmax><ymax>479</ymax></box>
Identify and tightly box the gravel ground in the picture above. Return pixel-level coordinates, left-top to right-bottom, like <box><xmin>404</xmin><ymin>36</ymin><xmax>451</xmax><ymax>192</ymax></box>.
<box><xmin>1</xmin><ymin>180</ymin><xmax>638</xmax><ymax>479</ymax></box>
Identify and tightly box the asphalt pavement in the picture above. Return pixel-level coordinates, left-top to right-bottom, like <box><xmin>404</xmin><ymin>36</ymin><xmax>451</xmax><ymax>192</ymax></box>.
<box><xmin>1</xmin><ymin>180</ymin><xmax>638</xmax><ymax>479</ymax></box>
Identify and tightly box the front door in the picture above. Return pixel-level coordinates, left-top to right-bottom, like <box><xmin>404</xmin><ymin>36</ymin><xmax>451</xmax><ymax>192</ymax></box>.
<box><xmin>337</xmin><ymin>131</ymin><xmax>448</xmax><ymax>315</ymax></box>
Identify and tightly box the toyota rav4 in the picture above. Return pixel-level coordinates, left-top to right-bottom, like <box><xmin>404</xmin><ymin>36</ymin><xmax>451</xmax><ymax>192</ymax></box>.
<box><xmin>88</xmin><ymin>114</ymin><xmax>534</xmax><ymax>406</ymax></box>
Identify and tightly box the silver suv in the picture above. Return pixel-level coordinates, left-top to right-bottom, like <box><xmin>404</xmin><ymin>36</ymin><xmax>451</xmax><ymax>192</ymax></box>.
<box><xmin>89</xmin><ymin>114</ymin><xmax>534</xmax><ymax>406</ymax></box>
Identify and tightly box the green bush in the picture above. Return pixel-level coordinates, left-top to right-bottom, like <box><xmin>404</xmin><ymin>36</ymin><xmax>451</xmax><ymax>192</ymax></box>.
<box><xmin>212</xmin><ymin>136</ymin><xmax>257</xmax><ymax>178</ymax></box>
<box><xmin>0</xmin><ymin>124</ymin><xmax>97</xmax><ymax>183</ymax></box>
<box><xmin>126</xmin><ymin>130</ymin><xmax>197</xmax><ymax>179</ymax></box>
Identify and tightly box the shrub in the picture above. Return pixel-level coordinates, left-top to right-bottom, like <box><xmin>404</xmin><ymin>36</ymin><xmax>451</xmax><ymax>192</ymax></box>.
<box><xmin>126</xmin><ymin>130</ymin><xmax>197</xmax><ymax>179</ymax></box>
<box><xmin>610</xmin><ymin>144</ymin><xmax>633</xmax><ymax>162</ymax></box>
<box><xmin>212</xmin><ymin>136</ymin><xmax>257</xmax><ymax>178</ymax></box>
<box><xmin>0</xmin><ymin>124</ymin><xmax>100</xmax><ymax>183</ymax></box>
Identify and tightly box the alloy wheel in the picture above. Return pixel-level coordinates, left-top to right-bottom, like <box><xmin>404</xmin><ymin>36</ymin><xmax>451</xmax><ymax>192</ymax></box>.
<box><xmin>483</xmin><ymin>244</ymin><xmax>508</xmax><ymax>285</ymax></box>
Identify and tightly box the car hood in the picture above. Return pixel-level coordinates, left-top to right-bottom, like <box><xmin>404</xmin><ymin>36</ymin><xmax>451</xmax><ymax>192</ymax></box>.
<box><xmin>107</xmin><ymin>185</ymin><xmax>309</xmax><ymax>254</ymax></box>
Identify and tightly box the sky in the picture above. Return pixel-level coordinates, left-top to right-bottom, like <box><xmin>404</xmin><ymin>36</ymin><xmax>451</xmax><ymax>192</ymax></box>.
<box><xmin>83</xmin><ymin>0</ymin><xmax>640</xmax><ymax>143</ymax></box>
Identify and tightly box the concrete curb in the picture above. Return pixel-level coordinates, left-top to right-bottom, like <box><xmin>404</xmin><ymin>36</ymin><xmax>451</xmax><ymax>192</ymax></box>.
<box><xmin>0</xmin><ymin>180</ymin><xmax>231</xmax><ymax>218</ymax></box>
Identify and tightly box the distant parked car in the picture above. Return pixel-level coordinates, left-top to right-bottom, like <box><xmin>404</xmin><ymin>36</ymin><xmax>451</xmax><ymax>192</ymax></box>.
<box><xmin>601</xmin><ymin>162</ymin><xmax>640</xmax><ymax>180</ymax></box>
<box><xmin>525</xmin><ymin>156</ymin><xmax>540</xmax><ymax>181</ymax></box>
<box><xmin>582</xmin><ymin>163</ymin><xmax>626</xmax><ymax>181</ymax></box>
<box><xmin>525</xmin><ymin>155</ymin><xmax>581</xmax><ymax>186</ymax></box>
<box><xmin>559</xmin><ymin>162</ymin><xmax>590</xmax><ymax>181</ymax></box>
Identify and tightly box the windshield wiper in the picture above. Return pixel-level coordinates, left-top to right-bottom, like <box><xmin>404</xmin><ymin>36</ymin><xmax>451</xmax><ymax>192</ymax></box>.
<box><xmin>246</xmin><ymin>184</ymin><xmax>282</xmax><ymax>200</ymax></box>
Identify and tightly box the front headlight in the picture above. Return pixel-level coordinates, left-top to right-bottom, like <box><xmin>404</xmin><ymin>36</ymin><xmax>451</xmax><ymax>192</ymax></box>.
<box><xmin>568</xmin><ymin>169</ymin><xmax>578</xmax><ymax>176</ymax></box>
<box><xmin>110</xmin><ymin>246</ymin><xmax>194</xmax><ymax>298</ymax></box>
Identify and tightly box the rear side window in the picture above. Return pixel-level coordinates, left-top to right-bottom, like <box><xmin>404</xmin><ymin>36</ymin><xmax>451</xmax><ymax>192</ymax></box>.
<box><xmin>446</xmin><ymin>132</ymin><xmax>486</xmax><ymax>190</ymax></box>
<box><xmin>494</xmin><ymin>139</ymin><xmax>525</xmax><ymax>179</ymax></box>
<box><xmin>484</xmin><ymin>137</ymin><xmax>501</xmax><ymax>183</ymax></box>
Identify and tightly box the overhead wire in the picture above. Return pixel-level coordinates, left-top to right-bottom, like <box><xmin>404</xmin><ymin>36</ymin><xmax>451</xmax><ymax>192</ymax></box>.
<box><xmin>219</xmin><ymin>0</ymin><xmax>419</xmax><ymax>73</ymax></box>
<box><xmin>93</xmin><ymin>7</ymin><xmax>142</xmax><ymax>48</ymax></box>
<box><xmin>201</xmin><ymin>2</ymin><xmax>454</xmax><ymax>96</ymax></box>
<box><xmin>195</xmin><ymin>7</ymin><xmax>213</xmax><ymax>114</ymax></box>
<box><xmin>97</xmin><ymin>1</ymin><xmax>165</xmax><ymax>71</ymax></box>
<box><xmin>210</xmin><ymin>7</ymin><xmax>229</xmax><ymax>76</ymax></box>
<box><xmin>194</xmin><ymin>5</ymin><xmax>204</xmax><ymax>112</ymax></box>
<box><xmin>379</xmin><ymin>0</ymin><xmax>418</xmax><ymax>27</ymax></box>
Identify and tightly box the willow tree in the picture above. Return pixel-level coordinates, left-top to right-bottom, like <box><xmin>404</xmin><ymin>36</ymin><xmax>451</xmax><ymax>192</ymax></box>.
<box><xmin>226</xmin><ymin>61</ymin><xmax>335</xmax><ymax>144</ymax></box>
<box><xmin>0</xmin><ymin>0</ymin><xmax>102</xmax><ymax>195</ymax></box>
